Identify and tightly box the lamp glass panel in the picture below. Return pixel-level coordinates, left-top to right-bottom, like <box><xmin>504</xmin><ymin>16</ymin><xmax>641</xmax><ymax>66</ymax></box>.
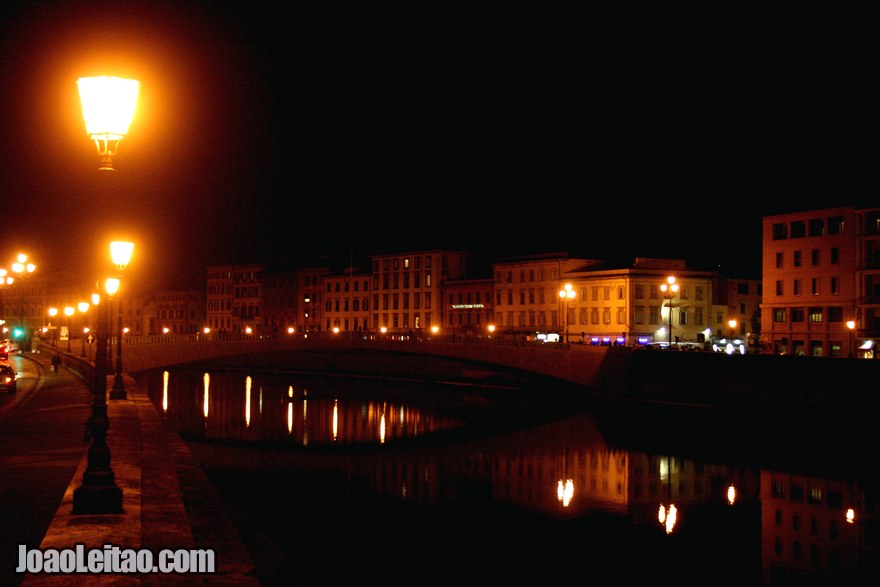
<box><xmin>77</xmin><ymin>76</ymin><xmax>140</xmax><ymax>139</ymax></box>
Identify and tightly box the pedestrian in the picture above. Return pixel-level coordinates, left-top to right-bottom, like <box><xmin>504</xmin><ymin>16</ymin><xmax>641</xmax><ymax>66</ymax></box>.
<box><xmin>51</xmin><ymin>354</ymin><xmax>60</xmax><ymax>373</ymax></box>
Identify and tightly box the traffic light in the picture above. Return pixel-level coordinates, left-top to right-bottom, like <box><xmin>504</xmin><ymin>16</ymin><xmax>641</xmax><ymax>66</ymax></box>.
<box><xmin>12</xmin><ymin>327</ymin><xmax>24</xmax><ymax>340</ymax></box>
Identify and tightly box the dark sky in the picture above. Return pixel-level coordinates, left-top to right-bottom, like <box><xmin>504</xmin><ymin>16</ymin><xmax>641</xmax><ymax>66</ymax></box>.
<box><xmin>0</xmin><ymin>2</ymin><xmax>875</xmax><ymax>291</ymax></box>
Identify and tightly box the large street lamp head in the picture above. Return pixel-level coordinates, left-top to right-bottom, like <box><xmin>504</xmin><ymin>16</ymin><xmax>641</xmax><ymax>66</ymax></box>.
<box><xmin>77</xmin><ymin>76</ymin><xmax>141</xmax><ymax>172</ymax></box>
<box><xmin>847</xmin><ymin>320</ymin><xmax>856</xmax><ymax>330</ymax></box>
<box><xmin>78</xmin><ymin>302</ymin><xmax>90</xmax><ymax>314</ymax></box>
<box><xmin>64</xmin><ymin>306</ymin><xmax>75</xmax><ymax>318</ymax></box>
<box><xmin>48</xmin><ymin>307</ymin><xmax>58</xmax><ymax>318</ymax></box>
<box><xmin>110</xmin><ymin>241</ymin><xmax>135</xmax><ymax>271</ymax></box>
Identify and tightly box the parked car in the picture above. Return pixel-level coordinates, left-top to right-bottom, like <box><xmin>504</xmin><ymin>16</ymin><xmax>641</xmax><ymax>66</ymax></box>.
<box><xmin>0</xmin><ymin>363</ymin><xmax>16</xmax><ymax>393</ymax></box>
<box><xmin>0</xmin><ymin>342</ymin><xmax>8</xmax><ymax>360</ymax></box>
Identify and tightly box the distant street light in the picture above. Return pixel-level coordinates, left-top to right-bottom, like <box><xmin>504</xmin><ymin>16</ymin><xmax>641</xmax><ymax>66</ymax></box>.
<box><xmin>64</xmin><ymin>306</ymin><xmax>75</xmax><ymax>352</ymax></box>
<box><xmin>47</xmin><ymin>307</ymin><xmax>58</xmax><ymax>348</ymax></box>
<box><xmin>11</xmin><ymin>254</ymin><xmax>36</xmax><ymax>350</ymax></box>
<box><xmin>728</xmin><ymin>318</ymin><xmax>737</xmax><ymax>337</ymax></box>
<box><xmin>78</xmin><ymin>301</ymin><xmax>91</xmax><ymax>357</ymax></box>
<box><xmin>847</xmin><ymin>320</ymin><xmax>856</xmax><ymax>358</ymax></box>
<box><xmin>73</xmin><ymin>74</ymin><xmax>140</xmax><ymax>515</ymax></box>
<box><xmin>110</xmin><ymin>241</ymin><xmax>134</xmax><ymax>400</ymax></box>
<box><xmin>558</xmin><ymin>283</ymin><xmax>575</xmax><ymax>345</ymax></box>
<box><xmin>659</xmin><ymin>276</ymin><xmax>679</xmax><ymax>346</ymax></box>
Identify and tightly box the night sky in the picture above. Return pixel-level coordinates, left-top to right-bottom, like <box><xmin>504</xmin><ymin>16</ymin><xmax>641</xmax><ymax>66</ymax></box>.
<box><xmin>1</xmin><ymin>2</ymin><xmax>874</xmax><ymax>291</ymax></box>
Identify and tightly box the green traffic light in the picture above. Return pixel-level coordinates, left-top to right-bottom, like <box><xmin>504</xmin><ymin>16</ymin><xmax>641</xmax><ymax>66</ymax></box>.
<box><xmin>12</xmin><ymin>327</ymin><xmax>24</xmax><ymax>340</ymax></box>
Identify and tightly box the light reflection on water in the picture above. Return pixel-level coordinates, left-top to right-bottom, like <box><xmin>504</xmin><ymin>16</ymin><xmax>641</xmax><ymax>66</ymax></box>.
<box><xmin>143</xmin><ymin>367</ymin><xmax>879</xmax><ymax>584</ymax></box>
<box><xmin>149</xmin><ymin>367</ymin><xmax>466</xmax><ymax>446</ymax></box>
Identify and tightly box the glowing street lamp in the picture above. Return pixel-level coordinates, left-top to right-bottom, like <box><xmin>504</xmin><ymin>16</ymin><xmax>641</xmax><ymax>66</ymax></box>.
<box><xmin>659</xmin><ymin>276</ymin><xmax>679</xmax><ymax>346</ymax></box>
<box><xmin>48</xmin><ymin>307</ymin><xmax>58</xmax><ymax>347</ymax></box>
<box><xmin>110</xmin><ymin>241</ymin><xmax>134</xmax><ymax>400</ymax></box>
<box><xmin>63</xmin><ymin>306</ymin><xmax>75</xmax><ymax>352</ymax></box>
<box><xmin>558</xmin><ymin>283</ymin><xmax>575</xmax><ymax>344</ymax></box>
<box><xmin>78</xmin><ymin>301</ymin><xmax>91</xmax><ymax>357</ymax></box>
<box><xmin>11</xmin><ymin>253</ymin><xmax>36</xmax><ymax>349</ymax></box>
<box><xmin>73</xmin><ymin>75</ymin><xmax>140</xmax><ymax>515</ymax></box>
<box><xmin>847</xmin><ymin>320</ymin><xmax>856</xmax><ymax>358</ymax></box>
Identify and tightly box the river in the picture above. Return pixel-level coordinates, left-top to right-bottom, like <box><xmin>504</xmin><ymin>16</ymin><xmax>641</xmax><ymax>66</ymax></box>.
<box><xmin>138</xmin><ymin>363</ymin><xmax>879</xmax><ymax>586</ymax></box>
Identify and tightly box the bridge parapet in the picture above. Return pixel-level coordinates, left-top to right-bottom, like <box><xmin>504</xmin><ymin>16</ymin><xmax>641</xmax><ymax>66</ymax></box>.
<box><xmin>112</xmin><ymin>334</ymin><xmax>618</xmax><ymax>389</ymax></box>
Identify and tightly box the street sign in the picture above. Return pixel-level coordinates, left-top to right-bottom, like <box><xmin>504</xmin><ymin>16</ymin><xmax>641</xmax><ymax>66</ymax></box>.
<box><xmin>60</xmin><ymin>326</ymin><xmax>69</xmax><ymax>341</ymax></box>
<box><xmin>87</xmin><ymin>333</ymin><xmax>96</xmax><ymax>344</ymax></box>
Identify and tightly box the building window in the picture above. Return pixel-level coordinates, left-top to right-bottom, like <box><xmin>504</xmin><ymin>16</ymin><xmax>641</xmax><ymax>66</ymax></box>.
<box><xmin>591</xmin><ymin>308</ymin><xmax>599</xmax><ymax>324</ymax></box>
<box><xmin>635</xmin><ymin>285</ymin><xmax>644</xmax><ymax>299</ymax></box>
<box><xmin>694</xmin><ymin>308</ymin><xmax>703</xmax><ymax>325</ymax></box>
<box><xmin>649</xmin><ymin>306</ymin><xmax>659</xmax><ymax>324</ymax></box>
<box><xmin>828</xmin><ymin>307</ymin><xmax>843</xmax><ymax>322</ymax></box>
<box><xmin>617</xmin><ymin>308</ymin><xmax>626</xmax><ymax>324</ymax></box>
<box><xmin>793</xmin><ymin>279</ymin><xmax>801</xmax><ymax>296</ymax></box>
<box><xmin>678</xmin><ymin>310</ymin><xmax>688</xmax><ymax>326</ymax></box>
<box><xmin>773</xmin><ymin>223</ymin><xmax>788</xmax><ymax>240</ymax></box>
<box><xmin>776</xmin><ymin>280</ymin><xmax>783</xmax><ymax>296</ymax></box>
<box><xmin>775</xmin><ymin>252</ymin><xmax>783</xmax><ymax>268</ymax></box>
<box><xmin>791</xmin><ymin>308</ymin><xmax>804</xmax><ymax>322</ymax></box>
<box><xmin>602</xmin><ymin>308</ymin><xmax>611</xmax><ymax>324</ymax></box>
<box><xmin>811</xmin><ymin>249</ymin><xmax>820</xmax><ymax>266</ymax></box>
<box><xmin>793</xmin><ymin>251</ymin><xmax>802</xmax><ymax>267</ymax></box>
<box><xmin>811</xmin><ymin>278</ymin><xmax>819</xmax><ymax>295</ymax></box>
<box><xmin>831</xmin><ymin>247</ymin><xmax>839</xmax><ymax>264</ymax></box>
<box><xmin>634</xmin><ymin>307</ymin><xmax>645</xmax><ymax>324</ymax></box>
<box><xmin>808</xmin><ymin>218</ymin><xmax>825</xmax><ymax>236</ymax></box>
<box><xmin>831</xmin><ymin>277</ymin><xmax>839</xmax><ymax>295</ymax></box>
<box><xmin>695</xmin><ymin>286</ymin><xmax>704</xmax><ymax>300</ymax></box>
<box><xmin>773</xmin><ymin>308</ymin><xmax>787</xmax><ymax>323</ymax></box>
<box><xmin>791</xmin><ymin>220</ymin><xmax>806</xmax><ymax>238</ymax></box>
<box><xmin>809</xmin><ymin>307</ymin><xmax>823</xmax><ymax>323</ymax></box>
<box><xmin>828</xmin><ymin>216</ymin><xmax>844</xmax><ymax>235</ymax></box>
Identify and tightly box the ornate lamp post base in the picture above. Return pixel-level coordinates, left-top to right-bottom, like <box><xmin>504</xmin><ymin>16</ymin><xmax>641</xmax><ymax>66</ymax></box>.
<box><xmin>110</xmin><ymin>382</ymin><xmax>127</xmax><ymax>400</ymax></box>
<box><xmin>73</xmin><ymin>485</ymin><xmax>123</xmax><ymax>514</ymax></box>
<box><xmin>72</xmin><ymin>419</ymin><xmax>123</xmax><ymax>513</ymax></box>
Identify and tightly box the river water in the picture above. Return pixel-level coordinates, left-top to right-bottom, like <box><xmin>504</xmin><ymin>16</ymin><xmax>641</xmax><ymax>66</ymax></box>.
<box><xmin>140</xmin><ymin>364</ymin><xmax>879</xmax><ymax>586</ymax></box>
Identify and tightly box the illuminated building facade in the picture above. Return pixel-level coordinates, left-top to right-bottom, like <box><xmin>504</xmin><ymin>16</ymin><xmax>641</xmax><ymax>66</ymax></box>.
<box><xmin>761</xmin><ymin>205</ymin><xmax>880</xmax><ymax>357</ymax></box>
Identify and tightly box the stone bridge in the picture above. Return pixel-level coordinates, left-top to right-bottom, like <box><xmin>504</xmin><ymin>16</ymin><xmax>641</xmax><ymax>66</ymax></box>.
<box><xmin>39</xmin><ymin>333</ymin><xmax>878</xmax><ymax>409</ymax></box>
<box><xmin>113</xmin><ymin>334</ymin><xmax>627</xmax><ymax>391</ymax></box>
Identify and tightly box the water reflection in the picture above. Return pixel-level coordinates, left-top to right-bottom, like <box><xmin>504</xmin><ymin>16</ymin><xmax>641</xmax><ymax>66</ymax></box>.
<box><xmin>150</xmin><ymin>368</ymin><xmax>465</xmax><ymax>447</ymax></box>
<box><xmin>143</xmin><ymin>367</ymin><xmax>878</xmax><ymax>584</ymax></box>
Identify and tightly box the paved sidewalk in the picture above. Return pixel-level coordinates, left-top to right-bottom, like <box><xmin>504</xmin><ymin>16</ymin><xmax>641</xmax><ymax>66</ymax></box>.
<box><xmin>18</xmin><ymin>354</ymin><xmax>262</xmax><ymax>586</ymax></box>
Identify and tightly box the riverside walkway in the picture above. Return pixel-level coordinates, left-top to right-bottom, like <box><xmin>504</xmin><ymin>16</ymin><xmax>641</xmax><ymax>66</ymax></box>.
<box><xmin>3</xmin><ymin>350</ymin><xmax>288</xmax><ymax>586</ymax></box>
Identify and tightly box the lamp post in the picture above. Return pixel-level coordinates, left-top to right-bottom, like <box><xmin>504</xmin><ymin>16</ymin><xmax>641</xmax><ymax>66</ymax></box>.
<box><xmin>11</xmin><ymin>254</ymin><xmax>36</xmax><ymax>349</ymax></box>
<box><xmin>728</xmin><ymin>319</ymin><xmax>737</xmax><ymax>338</ymax></box>
<box><xmin>72</xmin><ymin>74</ymin><xmax>140</xmax><ymax>515</ymax></box>
<box><xmin>110</xmin><ymin>241</ymin><xmax>134</xmax><ymax>400</ymax></box>
<box><xmin>48</xmin><ymin>307</ymin><xmax>58</xmax><ymax>347</ymax></box>
<box><xmin>0</xmin><ymin>269</ymin><xmax>12</xmax><ymax>321</ymax></box>
<box><xmin>847</xmin><ymin>320</ymin><xmax>856</xmax><ymax>358</ymax></box>
<box><xmin>558</xmin><ymin>282</ymin><xmax>575</xmax><ymax>345</ymax></box>
<box><xmin>64</xmin><ymin>306</ymin><xmax>75</xmax><ymax>352</ymax></box>
<box><xmin>659</xmin><ymin>276</ymin><xmax>679</xmax><ymax>346</ymax></box>
<box><xmin>78</xmin><ymin>301</ymin><xmax>91</xmax><ymax>357</ymax></box>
